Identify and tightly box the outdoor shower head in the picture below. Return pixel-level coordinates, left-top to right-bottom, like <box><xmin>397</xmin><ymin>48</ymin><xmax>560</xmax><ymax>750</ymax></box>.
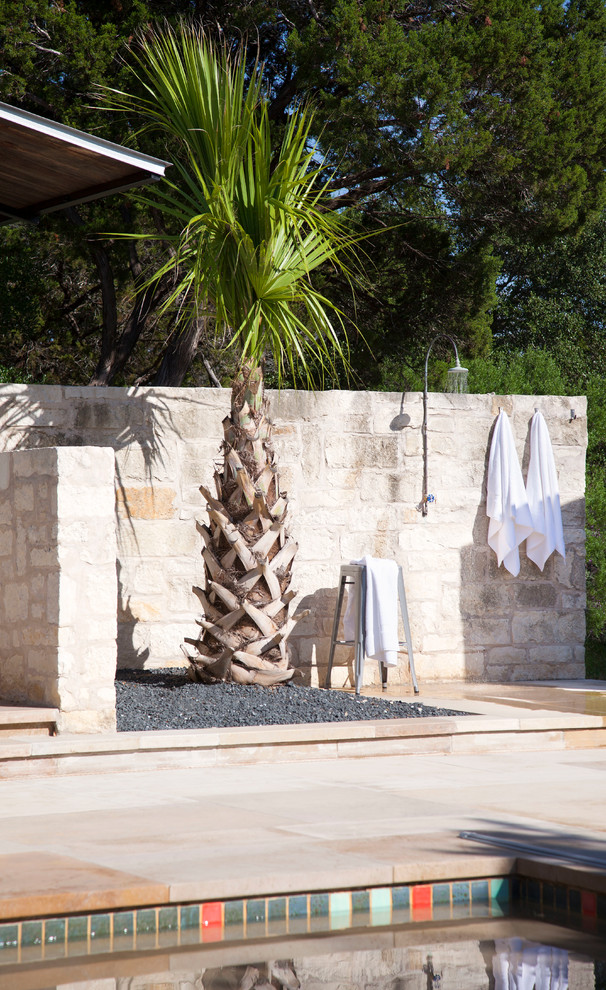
<box><xmin>446</xmin><ymin>354</ymin><xmax>468</xmax><ymax>394</ymax></box>
<box><xmin>421</xmin><ymin>332</ymin><xmax>467</xmax><ymax>514</ymax></box>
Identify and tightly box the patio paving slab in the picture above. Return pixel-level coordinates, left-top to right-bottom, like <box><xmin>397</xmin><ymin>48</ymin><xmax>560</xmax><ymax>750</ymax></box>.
<box><xmin>0</xmin><ymin>741</ymin><xmax>605</xmax><ymax>920</ymax></box>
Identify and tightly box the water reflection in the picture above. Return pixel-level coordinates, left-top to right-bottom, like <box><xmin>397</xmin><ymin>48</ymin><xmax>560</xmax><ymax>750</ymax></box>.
<box><xmin>46</xmin><ymin>938</ymin><xmax>597</xmax><ymax>990</ymax></box>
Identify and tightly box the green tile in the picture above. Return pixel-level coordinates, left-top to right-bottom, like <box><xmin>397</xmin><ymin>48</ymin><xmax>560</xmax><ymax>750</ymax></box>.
<box><xmin>370</xmin><ymin>888</ymin><xmax>391</xmax><ymax>927</ymax></box>
<box><xmin>136</xmin><ymin>909</ymin><xmax>157</xmax><ymax>934</ymax></box>
<box><xmin>352</xmin><ymin>890</ymin><xmax>370</xmax><ymax>913</ymax></box>
<box><xmin>288</xmin><ymin>895</ymin><xmax>308</xmax><ymax>919</ymax></box>
<box><xmin>490</xmin><ymin>878</ymin><xmax>510</xmax><ymax>904</ymax></box>
<box><xmin>330</xmin><ymin>893</ymin><xmax>351</xmax><ymax>930</ymax></box>
<box><xmin>246</xmin><ymin>899</ymin><xmax>266</xmax><ymax>925</ymax></box>
<box><xmin>21</xmin><ymin>921</ymin><xmax>43</xmax><ymax>947</ymax></box>
<box><xmin>370</xmin><ymin>888</ymin><xmax>391</xmax><ymax>912</ymax></box>
<box><xmin>113</xmin><ymin>911</ymin><xmax>134</xmax><ymax>937</ymax></box>
<box><xmin>330</xmin><ymin>892</ymin><xmax>351</xmax><ymax>916</ymax></box>
<box><xmin>268</xmin><ymin>897</ymin><xmax>286</xmax><ymax>921</ymax></box>
<box><xmin>180</xmin><ymin>905</ymin><xmax>200</xmax><ymax>930</ymax></box>
<box><xmin>67</xmin><ymin>916</ymin><xmax>88</xmax><ymax>941</ymax></box>
<box><xmin>310</xmin><ymin>893</ymin><xmax>329</xmax><ymax>917</ymax></box>
<box><xmin>159</xmin><ymin>907</ymin><xmax>179</xmax><ymax>931</ymax></box>
<box><xmin>90</xmin><ymin>914</ymin><xmax>110</xmax><ymax>939</ymax></box>
<box><xmin>44</xmin><ymin>918</ymin><xmax>65</xmax><ymax>944</ymax></box>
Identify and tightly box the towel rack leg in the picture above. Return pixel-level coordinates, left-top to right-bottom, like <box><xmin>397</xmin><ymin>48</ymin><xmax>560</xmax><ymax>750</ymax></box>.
<box><xmin>324</xmin><ymin>574</ymin><xmax>348</xmax><ymax>689</ymax></box>
<box><xmin>398</xmin><ymin>567</ymin><xmax>419</xmax><ymax>694</ymax></box>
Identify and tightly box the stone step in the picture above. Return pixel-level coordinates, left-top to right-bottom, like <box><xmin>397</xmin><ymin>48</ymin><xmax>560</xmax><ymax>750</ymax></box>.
<box><xmin>0</xmin><ymin>705</ymin><xmax>58</xmax><ymax>739</ymax></box>
<box><xmin>0</xmin><ymin>709</ymin><xmax>605</xmax><ymax>778</ymax></box>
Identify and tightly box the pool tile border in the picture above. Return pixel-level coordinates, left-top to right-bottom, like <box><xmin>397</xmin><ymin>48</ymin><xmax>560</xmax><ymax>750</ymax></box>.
<box><xmin>0</xmin><ymin>876</ymin><xmax>509</xmax><ymax>964</ymax></box>
<box><xmin>0</xmin><ymin>874</ymin><xmax>602</xmax><ymax>966</ymax></box>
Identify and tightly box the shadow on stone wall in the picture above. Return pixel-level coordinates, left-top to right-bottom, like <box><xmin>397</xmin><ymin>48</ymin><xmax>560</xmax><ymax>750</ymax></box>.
<box><xmin>116</xmin><ymin>561</ymin><xmax>151</xmax><ymax>670</ymax></box>
<box><xmin>291</xmin><ymin>586</ymin><xmax>357</xmax><ymax>689</ymax></box>
<box><xmin>459</xmin><ymin>412</ymin><xmax>586</xmax><ymax>682</ymax></box>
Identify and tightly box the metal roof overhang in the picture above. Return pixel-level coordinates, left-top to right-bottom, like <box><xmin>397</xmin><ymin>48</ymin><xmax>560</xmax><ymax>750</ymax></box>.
<box><xmin>0</xmin><ymin>101</ymin><xmax>170</xmax><ymax>224</ymax></box>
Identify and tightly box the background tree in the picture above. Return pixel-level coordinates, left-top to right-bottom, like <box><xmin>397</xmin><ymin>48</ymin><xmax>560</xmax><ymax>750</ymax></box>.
<box><xmin>3</xmin><ymin>1</ymin><xmax>606</xmax><ymax>385</ymax></box>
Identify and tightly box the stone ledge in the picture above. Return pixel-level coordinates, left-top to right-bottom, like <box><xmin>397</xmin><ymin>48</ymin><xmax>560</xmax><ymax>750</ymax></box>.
<box><xmin>1</xmin><ymin>711</ymin><xmax>605</xmax><ymax>778</ymax></box>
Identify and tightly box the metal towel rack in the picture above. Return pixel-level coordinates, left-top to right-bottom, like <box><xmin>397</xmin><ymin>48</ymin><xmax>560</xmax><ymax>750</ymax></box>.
<box><xmin>324</xmin><ymin>563</ymin><xmax>419</xmax><ymax>696</ymax></box>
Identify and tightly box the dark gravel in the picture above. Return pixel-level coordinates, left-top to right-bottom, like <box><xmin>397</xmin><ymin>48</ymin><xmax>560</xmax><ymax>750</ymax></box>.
<box><xmin>115</xmin><ymin>668</ymin><xmax>468</xmax><ymax>732</ymax></box>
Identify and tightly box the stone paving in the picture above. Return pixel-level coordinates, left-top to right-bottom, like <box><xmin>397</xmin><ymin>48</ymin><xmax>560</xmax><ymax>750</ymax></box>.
<box><xmin>0</xmin><ymin>681</ymin><xmax>605</xmax><ymax>922</ymax></box>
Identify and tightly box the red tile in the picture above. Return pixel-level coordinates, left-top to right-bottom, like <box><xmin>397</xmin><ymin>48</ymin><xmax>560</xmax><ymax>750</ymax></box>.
<box><xmin>411</xmin><ymin>885</ymin><xmax>432</xmax><ymax>921</ymax></box>
<box><xmin>202</xmin><ymin>901</ymin><xmax>223</xmax><ymax>941</ymax></box>
<box><xmin>581</xmin><ymin>891</ymin><xmax>597</xmax><ymax>917</ymax></box>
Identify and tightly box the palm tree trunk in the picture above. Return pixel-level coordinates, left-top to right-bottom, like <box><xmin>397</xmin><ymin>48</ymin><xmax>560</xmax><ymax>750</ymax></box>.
<box><xmin>184</xmin><ymin>362</ymin><xmax>307</xmax><ymax>684</ymax></box>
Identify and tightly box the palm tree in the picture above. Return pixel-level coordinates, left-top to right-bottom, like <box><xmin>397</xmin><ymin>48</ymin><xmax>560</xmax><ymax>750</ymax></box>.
<box><xmin>106</xmin><ymin>23</ymin><xmax>361</xmax><ymax>684</ymax></box>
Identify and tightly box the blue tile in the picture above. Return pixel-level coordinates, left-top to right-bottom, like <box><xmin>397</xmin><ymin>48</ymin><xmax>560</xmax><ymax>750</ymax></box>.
<box><xmin>310</xmin><ymin>894</ymin><xmax>329</xmax><ymax>917</ymax></box>
<box><xmin>113</xmin><ymin>911</ymin><xmax>134</xmax><ymax>937</ymax></box>
<box><xmin>90</xmin><ymin>914</ymin><xmax>110</xmax><ymax>939</ymax></box>
<box><xmin>180</xmin><ymin>905</ymin><xmax>200</xmax><ymax>930</ymax></box>
<box><xmin>432</xmin><ymin>884</ymin><xmax>451</xmax><ymax>905</ymax></box>
<box><xmin>352</xmin><ymin>890</ymin><xmax>370</xmax><ymax>913</ymax></box>
<box><xmin>246</xmin><ymin>899</ymin><xmax>266</xmax><ymax>925</ymax></box>
<box><xmin>452</xmin><ymin>882</ymin><xmax>470</xmax><ymax>905</ymax></box>
<box><xmin>569</xmin><ymin>888</ymin><xmax>581</xmax><ymax>914</ymax></box>
<box><xmin>528</xmin><ymin>880</ymin><xmax>541</xmax><ymax>905</ymax></box>
<box><xmin>542</xmin><ymin>883</ymin><xmax>555</xmax><ymax>910</ymax></box>
<box><xmin>471</xmin><ymin>880</ymin><xmax>489</xmax><ymax>903</ymax></box>
<box><xmin>44</xmin><ymin>918</ymin><xmax>65</xmax><ymax>944</ymax></box>
<box><xmin>21</xmin><ymin>921</ymin><xmax>43</xmax><ymax>947</ymax></box>
<box><xmin>288</xmin><ymin>895</ymin><xmax>308</xmax><ymax>919</ymax></box>
<box><xmin>136</xmin><ymin>909</ymin><xmax>157</xmax><ymax>934</ymax></box>
<box><xmin>67</xmin><ymin>916</ymin><xmax>88</xmax><ymax>941</ymax></box>
<box><xmin>268</xmin><ymin>897</ymin><xmax>286</xmax><ymax>920</ymax></box>
<box><xmin>391</xmin><ymin>886</ymin><xmax>410</xmax><ymax>910</ymax></box>
<box><xmin>158</xmin><ymin>907</ymin><xmax>179</xmax><ymax>931</ymax></box>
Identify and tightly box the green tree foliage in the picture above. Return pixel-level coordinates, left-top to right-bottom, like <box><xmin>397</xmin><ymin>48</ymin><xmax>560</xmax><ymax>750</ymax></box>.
<box><xmin>3</xmin><ymin>1</ymin><xmax>606</xmax><ymax>384</ymax></box>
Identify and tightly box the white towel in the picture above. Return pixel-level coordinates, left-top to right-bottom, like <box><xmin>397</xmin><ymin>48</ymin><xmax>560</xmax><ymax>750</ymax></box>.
<box><xmin>525</xmin><ymin>410</ymin><xmax>566</xmax><ymax>571</ymax></box>
<box><xmin>487</xmin><ymin>410</ymin><xmax>534</xmax><ymax>577</ymax></box>
<box><xmin>343</xmin><ymin>556</ymin><xmax>399</xmax><ymax>666</ymax></box>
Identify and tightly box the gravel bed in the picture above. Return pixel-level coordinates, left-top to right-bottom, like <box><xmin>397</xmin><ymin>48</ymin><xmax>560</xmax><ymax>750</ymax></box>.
<box><xmin>116</xmin><ymin>668</ymin><xmax>468</xmax><ymax>732</ymax></box>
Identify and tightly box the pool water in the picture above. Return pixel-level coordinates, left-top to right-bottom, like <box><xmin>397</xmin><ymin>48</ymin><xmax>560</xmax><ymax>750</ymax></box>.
<box><xmin>1</xmin><ymin>875</ymin><xmax>605</xmax><ymax>989</ymax></box>
<box><xmin>1</xmin><ymin>926</ymin><xmax>605</xmax><ymax>990</ymax></box>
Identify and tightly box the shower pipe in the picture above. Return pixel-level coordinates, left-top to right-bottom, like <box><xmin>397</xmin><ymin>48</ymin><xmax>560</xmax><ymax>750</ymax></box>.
<box><xmin>422</xmin><ymin>333</ymin><xmax>465</xmax><ymax>516</ymax></box>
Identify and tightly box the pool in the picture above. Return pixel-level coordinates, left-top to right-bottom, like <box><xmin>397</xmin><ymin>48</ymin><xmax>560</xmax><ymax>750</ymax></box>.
<box><xmin>1</xmin><ymin>874</ymin><xmax>605</xmax><ymax>989</ymax></box>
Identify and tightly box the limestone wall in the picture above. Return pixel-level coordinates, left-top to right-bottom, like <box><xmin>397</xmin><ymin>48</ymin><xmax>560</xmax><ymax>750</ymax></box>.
<box><xmin>0</xmin><ymin>445</ymin><xmax>117</xmax><ymax>731</ymax></box>
<box><xmin>0</xmin><ymin>384</ymin><xmax>587</xmax><ymax>687</ymax></box>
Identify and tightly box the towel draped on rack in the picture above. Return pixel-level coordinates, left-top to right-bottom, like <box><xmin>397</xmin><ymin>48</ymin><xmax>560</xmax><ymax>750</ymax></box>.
<box><xmin>525</xmin><ymin>410</ymin><xmax>566</xmax><ymax>571</ymax></box>
<box><xmin>343</xmin><ymin>555</ymin><xmax>399</xmax><ymax>666</ymax></box>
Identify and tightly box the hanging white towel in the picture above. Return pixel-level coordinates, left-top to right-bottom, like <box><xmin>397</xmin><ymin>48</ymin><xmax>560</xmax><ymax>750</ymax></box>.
<box><xmin>487</xmin><ymin>410</ymin><xmax>534</xmax><ymax>577</ymax></box>
<box><xmin>343</xmin><ymin>556</ymin><xmax>399</xmax><ymax>666</ymax></box>
<box><xmin>525</xmin><ymin>410</ymin><xmax>566</xmax><ymax>571</ymax></box>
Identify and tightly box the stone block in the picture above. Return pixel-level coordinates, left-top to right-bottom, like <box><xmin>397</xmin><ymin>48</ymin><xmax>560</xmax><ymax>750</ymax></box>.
<box><xmin>514</xmin><ymin>583</ymin><xmax>558</xmax><ymax>609</ymax></box>
<box><xmin>325</xmin><ymin>434</ymin><xmax>399</xmax><ymax>470</ymax></box>
<box><xmin>465</xmin><ymin>617</ymin><xmax>511</xmax><ymax>647</ymax></box>
<box><xmin>460</xmin><ymin>583</ymin><xmax>513</xmax><ymax>616</ymax></box>
<box><xmin>485</xmin><ymin>647</ymin><xmax>527</xmax><ymax>668</ymax></box>
<box><xmin>0</xmin><ymin>528</ymin><xmax>12</xmax><ymax>556</ymax></box>
<box><xmin>116</xmin><ymin>519</ymin><xmax>199</xmax><ymax>557</ymax></box>
<box><xmin>3</xmin><ymin>583</ymin><xmax>29</xmax><ymax>622</ymax></box>
<box><xmin>116</xmin><ymin>485</ymin><xmax>177</xmax><ymax>520</ymax></box>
